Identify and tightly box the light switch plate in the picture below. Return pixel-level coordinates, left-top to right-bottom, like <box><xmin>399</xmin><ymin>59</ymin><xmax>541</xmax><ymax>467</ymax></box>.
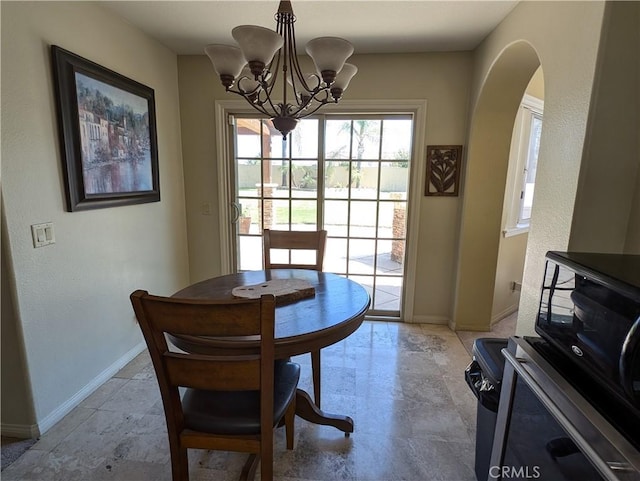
<box><xmin>31</xmin><ymin>222</ymin><xmax>55</xmax><ymax>248</ymax></box>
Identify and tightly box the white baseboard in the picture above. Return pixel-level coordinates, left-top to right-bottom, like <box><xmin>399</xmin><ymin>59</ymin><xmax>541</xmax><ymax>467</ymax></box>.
<box><xmin>1</xmin><ymin>422</ymin><xmax>40</xmax><ymax>439</ymax></box>
<box><xmin>36</xmin><ymin>341</ymin><xmax>146</xmax><ymax>435</ymax></box>
<box><xmin>491</xmin><ymin>306</ymin><xmax>518</xmax><ymax>325</ymax></box>
<box><xmin>408</xmin><ymin>315</ymin><xmax>449</xmax><ymax>325</ymax></box>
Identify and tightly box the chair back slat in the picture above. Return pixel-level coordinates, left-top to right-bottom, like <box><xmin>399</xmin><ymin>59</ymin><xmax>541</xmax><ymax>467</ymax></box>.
<box><xmin>263</xmin><ymin>229</ymin><xmax>327</xmax><ymax>271</ymax></box>
<box><xmin>163</xmin><ymin>352</ymin><xmax>261</xmax><ymax>391</ymax></box>
<box><xmin>134</xmin><ymin>294</ymin><xmax>262</xmax><ymax>336</ymax></box>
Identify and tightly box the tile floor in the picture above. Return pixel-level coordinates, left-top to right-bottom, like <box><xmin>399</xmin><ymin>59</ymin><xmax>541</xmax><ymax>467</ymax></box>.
<box><xmin>2</xmin><ymin>321</ymin><xmax>482</xmax><ymax>481</ymax></box>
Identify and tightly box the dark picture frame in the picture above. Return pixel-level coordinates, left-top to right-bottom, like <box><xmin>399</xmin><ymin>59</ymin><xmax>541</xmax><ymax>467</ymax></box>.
<box><xmin>51</xmin><ymin>45</ymin><xmax>160</xmax><ymax>211</ymax></box>
<box><xmin>425</xmin><ymin>145</ymin><xmax>463</xmax><ymax>196</ymax></box>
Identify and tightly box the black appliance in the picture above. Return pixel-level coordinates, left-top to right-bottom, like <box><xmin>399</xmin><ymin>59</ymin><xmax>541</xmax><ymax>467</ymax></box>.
<box><xmin>487</xmin><ymin>251</ymin><xmax>640</xmax><ymax>481</ymax></box>
<box><xmin>489</xmin><ymin>337</ymin><xmax>640</xmax><ymax>481</ymax></box>
<box><xmin>535</xmin><ymin>251</ymin><xmax>640</xmax><ymax>411</ymax></box>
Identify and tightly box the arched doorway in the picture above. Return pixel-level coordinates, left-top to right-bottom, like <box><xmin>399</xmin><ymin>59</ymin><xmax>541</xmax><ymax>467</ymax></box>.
<box><xmin>453</xmin><ymin>41</ymin><xmax>542</xmax><ymax>331</ymax></box>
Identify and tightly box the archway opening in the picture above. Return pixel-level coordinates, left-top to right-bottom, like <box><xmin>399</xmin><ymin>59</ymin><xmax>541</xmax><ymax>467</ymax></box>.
<box><xmin>453</xmin><ymin>41</ymin><xmax>542</xmax><ymax>332</ymax></box>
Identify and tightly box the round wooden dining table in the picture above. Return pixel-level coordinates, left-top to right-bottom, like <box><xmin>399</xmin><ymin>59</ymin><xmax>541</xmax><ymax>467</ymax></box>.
<box><xmin>171</xmin><ymin>269</ymin><xmax>371</xmax><ymax>435</ymax></box>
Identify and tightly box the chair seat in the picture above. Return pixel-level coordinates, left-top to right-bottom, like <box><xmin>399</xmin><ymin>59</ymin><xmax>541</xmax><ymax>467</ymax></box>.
<box><xmin>182</xmin><ymin>361</ymin><xmax>300</xmax><ymax>435</ymax></box>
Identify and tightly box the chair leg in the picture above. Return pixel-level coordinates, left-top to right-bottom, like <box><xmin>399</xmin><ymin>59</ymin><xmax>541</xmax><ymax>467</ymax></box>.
<box><xmin>240</xmin><ymin>454</ymin><xmax>260</xmax><ymax>481</ymax></box>
<box><xmin>285</xmin><ymin>396</ymin><xmax>296</xmax><ymax>450</ymax></box>
<box><xmin>311</xmin><ymin>349</ymin><xmax>321</xmax><ymax>407</ymax></box>
<box><xmin>261</xmin><ymin>440</ymin><xmax>273</xmax><ymax>481</ymax></box>
<box><xmin>169</xmin><ymin>443</ymin><xmax>189</xmax><ymax>481</ymax></box>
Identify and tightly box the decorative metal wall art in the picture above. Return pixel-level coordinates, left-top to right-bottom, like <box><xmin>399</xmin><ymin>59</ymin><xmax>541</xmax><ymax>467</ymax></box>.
<box><xmin>425</xmin><ymin>145</ymin><xmax>463</xmax><ymax>196</ymax></box>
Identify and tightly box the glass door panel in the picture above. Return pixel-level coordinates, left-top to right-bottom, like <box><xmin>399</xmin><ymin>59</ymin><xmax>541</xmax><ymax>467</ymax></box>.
<box><xmin>381</xmin><ymin>119</ymin><xmax>413</xmax><ymax>158</ymax></box>
<box><xmin>234</xmin><ymin>118</ymin><xmax>320</xmax><ymax>270</ymax></box>
<box><xmin>232</xmin><ymin>115</ymin><xmax>412</xmax><ymax>318</ymax></box>
<box><xmin>324</xmin><ymin>200</ymin><xmax>349</xmax><ymax>236</ymax></box>
<box><xmin>324</xmin><ymin>237</ymin><xmax>348</xmax><ymax>273</ymax></box>
<box><xmin>323</xmin><ymin>118</ymin><xmax>411</xmax><ymax>316</ymax></box>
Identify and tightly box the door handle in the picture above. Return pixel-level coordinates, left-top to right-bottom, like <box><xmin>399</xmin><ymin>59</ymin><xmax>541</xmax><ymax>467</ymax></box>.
<box><xmin>231</xmin><ymin>202</ymin><xmax>241</xmax><ymax>223</ymax></box>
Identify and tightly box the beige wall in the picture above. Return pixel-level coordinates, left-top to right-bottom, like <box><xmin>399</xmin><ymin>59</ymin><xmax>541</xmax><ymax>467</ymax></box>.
<box><xmin>1</xmin><ymin>212</ymin><xmax>37</xmax><ymax>435</ymax></box>
<box><xmin>627</xmin><ymin>167</ymin><xmax>640</xmax><ymax>254</ymax></box>
<box><xmin>491</xmin><ymin>233</ymin><xmax>527</xmax><ymax>322</ymax></box>
<box><xmin>178</xmin><ymin>52</ymin><xmax>473</xmax><ymax>321</ymax></box>
<box><xmin>458</xmin><ymin>1</ymin><xmax>607</xmax><ymax>333</ymax></box>
<box><xmin>633</xmin><ymin>6</ymin><xmax>640</xmax><ymax>255</ymax></box>
<box><xmin>570</xmin><ymin>1</ymin><xmax>640</xmax><ymax>254</ymax></box>
<box><xmin>525</xmin><ymin>67</ymin><xmax>545</xmax><ymax>100</ymax></box>
<box><xmin>455</xmin><ymin>40</ymin><xmax>541</xmax><ymax>331</ymax></box>
<box><xmin>490</xmin><ymin>68</ymin><xmax>543</xmax><ymax>323</ymax></box>
<box><xmin>1</xmin><ymin>2</ymin><xmax>189</xmax><ymax>433</ymax></box>
<box><xmin>177</xmin><ymin>56</ymin><xmax>226</xmax><ymax>281</ymax></box>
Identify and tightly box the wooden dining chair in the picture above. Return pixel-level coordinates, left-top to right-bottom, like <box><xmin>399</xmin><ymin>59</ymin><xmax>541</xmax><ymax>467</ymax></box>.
<box><xmin>130</xmin><ymin>290</ymin><xmax>300</xmax><ymax>481</ymax></box>
<box><xmin>262</xmin><ymin>228</ymin><xmax>327</xmax><ymax>407</ymax></box>
<box><xmin>263</xmin><ymin>229</ymin><xmax>327</xmax><ymax>271</ymax></box>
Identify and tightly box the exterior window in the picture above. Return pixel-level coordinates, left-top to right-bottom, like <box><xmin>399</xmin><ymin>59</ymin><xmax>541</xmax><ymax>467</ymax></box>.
<box><xmin>518</xmin><ymin>112</ymin><xmax>542</xmax><ymax>224</ymax></box>
<box><xmin>504</xmin><ymin>94</ymin><xmax>543</xmax><ymax>237</ymax></box>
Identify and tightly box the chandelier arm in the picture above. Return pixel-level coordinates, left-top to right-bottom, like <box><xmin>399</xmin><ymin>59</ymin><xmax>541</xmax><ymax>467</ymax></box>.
<box><xmin>261</xmin><ymin>80</ymin><xmax>286</xmax><ymax>118</ymax></box>
<box><xmin>234</xmin><ymin>76</ymin><xmax>261</xmax><ymax>97</ymax></box>
<box><xmin>224</xmin><ymin>87</ymin><xmax>275</xmax><ymax>117</ymax></box>
<box><xmin>256</xmin><ymin>51</ymin><xmax>284</xmax><ymax>117</ymax></box>
<box><xmin>263</xmin><ymin>49</ymin><xmax>281</xmax><ymax>97</ymax></box>
<box><xmin>291</xmin><ymin>96</ymin><xmax>333</xmax><ymax>119</ymax></box>
<box><xmin>288</xmin><ymin>21</ymin><xmax>313</xmax><ymax>96</ymax></box>
<box><xmin>277</xmin><ymin>6</ymin><xmax>300</xmax><ymax>106</ymax></box>
<box><xmin>304</xmin><ymin>88</ymin><xmax>333</xmax><ymax>107</ymax></box>
<box><xmin>268</xmin><ymin>11</ymin><xmax>286</xmax><ymax>89</ymax></box>
<box><xmin>304</xmin><ymin>74</ymin><xmax>323</xmax><ymax>94</ymax></box>
<box><xmin>291</xmin><ymin>83</ymin><xmax>324</xmax><ymax>114</ymax></box>
<box><xmin>246</xmin><ymin>99</ymin><xmax>274</xmax><ymax>118</ymax></box>
<box><xmin>286</xmin><ymin>21</ymin><xmax>307</xmax><ymax>106</ymax></box>
<box><xmin>293</xmin><ymin>102</ymin><xmax>326</xmax><ymax>119</ymax></box>
<box><xmin>261</xmin><ymin>15</ymin><xmax>284</xmax><ymax>99</ymax></box>
<box><xmin>284</xmin><ymin>88</ymin><xmax>331</xmax><ymax>119</ymax></box>
<box><xmin>281</xmin><ymin>23</ymin><xmax>290</xmax><ymax>109</ymax></box>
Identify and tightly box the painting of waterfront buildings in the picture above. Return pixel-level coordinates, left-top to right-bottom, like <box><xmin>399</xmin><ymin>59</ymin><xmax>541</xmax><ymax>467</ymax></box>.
<box><xmin>75</xmin><ymin>72</ymin><xmax>153</xmax><ymax>194</ymax></box>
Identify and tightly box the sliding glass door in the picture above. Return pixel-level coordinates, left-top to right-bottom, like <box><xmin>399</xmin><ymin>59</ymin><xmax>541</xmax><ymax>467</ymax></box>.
<box><xmin>231</xmin><ymin>114</ymin><xmax>413</xmax><ymax>319</ymax></box>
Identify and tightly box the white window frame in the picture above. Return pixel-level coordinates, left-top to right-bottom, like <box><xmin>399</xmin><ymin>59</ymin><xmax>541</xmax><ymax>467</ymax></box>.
<box><xmin>215</xmin><ymin>99</ymin><xmax>427</xmax><ymax>322</ymax></box>
<box><xmin>503</xmin><ymin>94</ymin><xmax>544</xmax><ymax>238</ymax></box>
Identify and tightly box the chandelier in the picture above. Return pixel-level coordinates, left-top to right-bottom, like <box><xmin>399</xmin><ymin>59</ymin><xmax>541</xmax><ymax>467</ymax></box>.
<box><xmin>205</xmin><ymin>0</ymin><xmax>357</xmax><ymax>138</ymax></box>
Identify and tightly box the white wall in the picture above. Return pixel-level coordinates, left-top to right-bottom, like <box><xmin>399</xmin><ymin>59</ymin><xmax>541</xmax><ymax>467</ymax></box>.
<box><xmin>1</xmin><ymin>1</ymin><xmax>189</xmax><ymax>433</ymax></box>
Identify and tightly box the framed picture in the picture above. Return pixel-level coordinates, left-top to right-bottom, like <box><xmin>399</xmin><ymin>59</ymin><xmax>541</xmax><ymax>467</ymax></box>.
<box><xmin>51</xmin><ymin>46</ymin><xmax>160</xmax><ymax>211</ymax></box>
<box><xmin>425</xmin><ymin>145</ymin><xmax>463</xmax><ymax>196</ymax></box>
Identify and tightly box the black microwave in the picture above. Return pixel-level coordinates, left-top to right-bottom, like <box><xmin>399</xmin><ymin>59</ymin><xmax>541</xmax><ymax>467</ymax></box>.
<box><xmin>535</xmin><ymin>251</ymin><xmax>640</xmax><ymax>410</ymax></box>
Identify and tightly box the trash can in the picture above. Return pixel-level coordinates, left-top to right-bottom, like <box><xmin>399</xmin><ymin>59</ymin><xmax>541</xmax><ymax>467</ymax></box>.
<box><xmin>465</xmin><ymin>338</ymin><xmax>509</xmax><ymax>481</ymax></box>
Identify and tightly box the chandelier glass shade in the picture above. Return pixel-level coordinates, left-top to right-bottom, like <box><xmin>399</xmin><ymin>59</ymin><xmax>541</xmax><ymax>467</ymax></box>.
<box><xmin>205</xmin><ymin>0</ymin><xmax>357</xmax><ymax>138</ymax></box>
